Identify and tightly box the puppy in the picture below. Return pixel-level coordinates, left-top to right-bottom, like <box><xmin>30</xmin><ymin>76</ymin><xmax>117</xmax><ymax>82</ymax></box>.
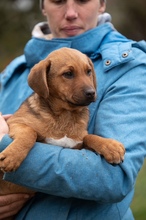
<box><xmin>0</xmin><ymin>48</ymin><xmax>125</xmax><ymax>195</ymax></box>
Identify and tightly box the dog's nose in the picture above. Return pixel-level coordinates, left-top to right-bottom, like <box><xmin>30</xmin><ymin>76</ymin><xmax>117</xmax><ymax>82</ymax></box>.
<box><xmin>85</xmin><ymin>88</ymin><xmax>95</xmax><ymax>99</ymax></box>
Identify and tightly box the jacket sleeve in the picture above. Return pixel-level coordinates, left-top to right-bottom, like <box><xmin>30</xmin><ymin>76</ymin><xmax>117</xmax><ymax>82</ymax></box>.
<box><xmin>1</xmin><ymin>135</ymin><xmax>127</xmax><ymax>202</ymax></box>
<box><xmin>1</xmin><ymin>45</ymin><xmax>146</xmax><ymax>203</ymax></box>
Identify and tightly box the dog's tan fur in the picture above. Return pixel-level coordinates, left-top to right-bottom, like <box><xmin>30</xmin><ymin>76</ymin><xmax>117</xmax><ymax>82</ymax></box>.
<box><xmin>0</xmin><ymin>48</ymin><xmax>125</xmax><ymax>195</ymax></box>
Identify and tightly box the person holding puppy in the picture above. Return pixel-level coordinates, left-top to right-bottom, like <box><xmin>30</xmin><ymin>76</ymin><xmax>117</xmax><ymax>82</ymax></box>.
<box><xmin>0</xmin><ymin>0</ymin><xmax>146</xmax><ymax>219</ymax></box>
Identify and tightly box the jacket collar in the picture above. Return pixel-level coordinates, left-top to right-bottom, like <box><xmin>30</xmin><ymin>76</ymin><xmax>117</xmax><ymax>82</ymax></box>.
<box><xmin>24</xmin><ymin>22</ymin><xmax>114</xmax><ymax>68</ymax></box>
<box><xmin>31</xmin><ymin>13</ymin><xmax>112</xmax><ymax>40</ymax></box>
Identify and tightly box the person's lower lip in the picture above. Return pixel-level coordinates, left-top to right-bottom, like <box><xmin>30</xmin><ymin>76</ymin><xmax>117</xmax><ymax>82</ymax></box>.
<box><xmin>62</xmin><ymin>28</ymin><xmax>81</xmax><ymax>36</ymax></box>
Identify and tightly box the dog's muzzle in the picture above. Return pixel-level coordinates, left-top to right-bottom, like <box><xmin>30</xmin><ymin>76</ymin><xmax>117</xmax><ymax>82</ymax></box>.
<box><xmin>70</xmin><ymin>87</ymin><xmax>96</xmax><ymax>107</ymax></box>
<box><xmin>84</xmin><ymin>88</ymin><xmax>96</xmax><ymax>101</ymax></box>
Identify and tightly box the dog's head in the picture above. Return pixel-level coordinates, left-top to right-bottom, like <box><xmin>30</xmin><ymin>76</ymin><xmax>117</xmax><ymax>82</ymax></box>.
<box><xmin>28</xmin><ymin>48</ymin><xmax>97</xmax><ymax>107</ymax></box>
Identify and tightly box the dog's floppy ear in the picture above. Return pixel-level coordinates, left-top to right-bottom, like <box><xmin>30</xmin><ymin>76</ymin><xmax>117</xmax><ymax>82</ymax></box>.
<box><xmin>87</xmin><ymin>57</ymin><xmax>97</xmax><ymax>89</ymax></box>
<box><xmin>28</xmin><ymin>59</ymin><xmax>51</xmax><ymax>99</ymax></box>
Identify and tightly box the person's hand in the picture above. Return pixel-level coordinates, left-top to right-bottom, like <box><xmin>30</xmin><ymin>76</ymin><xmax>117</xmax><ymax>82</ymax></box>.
<box><xmin>0</xmin><ymin>113</ymin><xmax>11</xmax><ymax>141</ymax></box>
<box><xmin>0</xmin><ymin>193</ymin><xmax>34</xmax><ymax>219</ymax></box>
<box><xmin>0</xmin><ymin>114</ymin><xmax>35</xmax><ymax>219</ymax></box>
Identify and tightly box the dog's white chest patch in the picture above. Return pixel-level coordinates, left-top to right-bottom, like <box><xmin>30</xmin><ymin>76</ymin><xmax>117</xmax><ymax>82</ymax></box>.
<box><xmin>45</xmin><ymin>136</ymin><xmax>82</xmax><ymax>148</ymax></box>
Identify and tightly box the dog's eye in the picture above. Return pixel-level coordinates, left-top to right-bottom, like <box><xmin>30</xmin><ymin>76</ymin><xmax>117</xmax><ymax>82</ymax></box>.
<box><xmin>63</xmin><ymin>71</ymin><xmax>74</xmax><ymax>79</ymax></box>
<box><xmin>87</xmin><ymin>69</ymin><xmax>92</xmax><ymax>76</ymax></box>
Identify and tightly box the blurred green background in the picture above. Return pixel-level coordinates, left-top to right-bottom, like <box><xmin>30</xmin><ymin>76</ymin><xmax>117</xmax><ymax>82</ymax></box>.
<box><xmin>0</xmin><ymin>0</ymin><xmax>146</xmax><ymax>219</ymax></box>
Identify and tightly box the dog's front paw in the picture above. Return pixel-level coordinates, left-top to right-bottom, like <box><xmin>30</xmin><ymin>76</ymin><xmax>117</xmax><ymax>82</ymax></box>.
<box><xmin>83</xmin><ymin>135</ymin><xmax>125</xmax><ymax>164</ymax></box>
<box><xmin>99</xmin><ymin>139</ymin><xmax>125</xmax><ymax>164</ymax></box>
<box><xmin>0</xmin><ymin>151</ymin><xmax>21</xmax><ymax>172</ymax></box>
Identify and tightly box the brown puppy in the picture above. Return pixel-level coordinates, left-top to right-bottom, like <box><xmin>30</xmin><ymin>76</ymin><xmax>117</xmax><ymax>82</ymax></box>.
<box><xmin>0</xmin><ymin>48</ymin><xmax>125</xmax><ymax>195</ymax></box>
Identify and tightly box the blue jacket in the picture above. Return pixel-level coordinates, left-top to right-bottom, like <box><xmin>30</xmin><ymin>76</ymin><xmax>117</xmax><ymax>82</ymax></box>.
<box><xmin>0</xmin><ymin>21</ymin><xmax>146</xmax><ymax>220</ymax></box>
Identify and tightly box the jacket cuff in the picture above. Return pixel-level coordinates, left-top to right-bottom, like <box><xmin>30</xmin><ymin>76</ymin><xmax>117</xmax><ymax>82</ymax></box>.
<box><xmin>0</xmin><ymin>134</ymin><xmax>12</xmax><ymax>152</ymax></box>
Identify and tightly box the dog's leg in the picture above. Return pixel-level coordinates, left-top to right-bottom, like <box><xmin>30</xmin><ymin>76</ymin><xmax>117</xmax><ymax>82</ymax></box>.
<box><xmin>83</xmin><ymin>134</ymin><xmax>125</xmax><ymax>164</ymax></box>
<box><xmin>0</xmin><ymin>124</ymin><xmax>37</xmax><ymax>172</ymax></box>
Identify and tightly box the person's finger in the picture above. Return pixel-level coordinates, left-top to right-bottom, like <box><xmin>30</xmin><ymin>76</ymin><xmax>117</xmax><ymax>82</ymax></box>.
<box><xmin>0</xmin><ymin>113</ymin><xmax>10</xmax><ymax>139</ymax></box>
<box><xmin>0</xmin><ymin>193</ymin><xmax>34</xmax><ymax>207</ymax></box>
<box><xmin>0</xmin><ymin>194</ymin><xmax>34</xmax><ymax>219</ymax></box>
<box><xmin>0</xmin><ymin>199</ymin><xmax>27</xmax><ymax>218</ymax></box>
<box><xmin>2</xmin><ymin>114</ymin><xmax>12</xmax><ymax>121</ymax></box>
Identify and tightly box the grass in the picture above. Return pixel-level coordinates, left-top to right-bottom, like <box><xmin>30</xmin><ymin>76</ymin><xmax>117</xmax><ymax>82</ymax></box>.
<box><xmin>131</xmin><ymin>160</ymin><xmax>146</xmax><ymax>220</ymax></box>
